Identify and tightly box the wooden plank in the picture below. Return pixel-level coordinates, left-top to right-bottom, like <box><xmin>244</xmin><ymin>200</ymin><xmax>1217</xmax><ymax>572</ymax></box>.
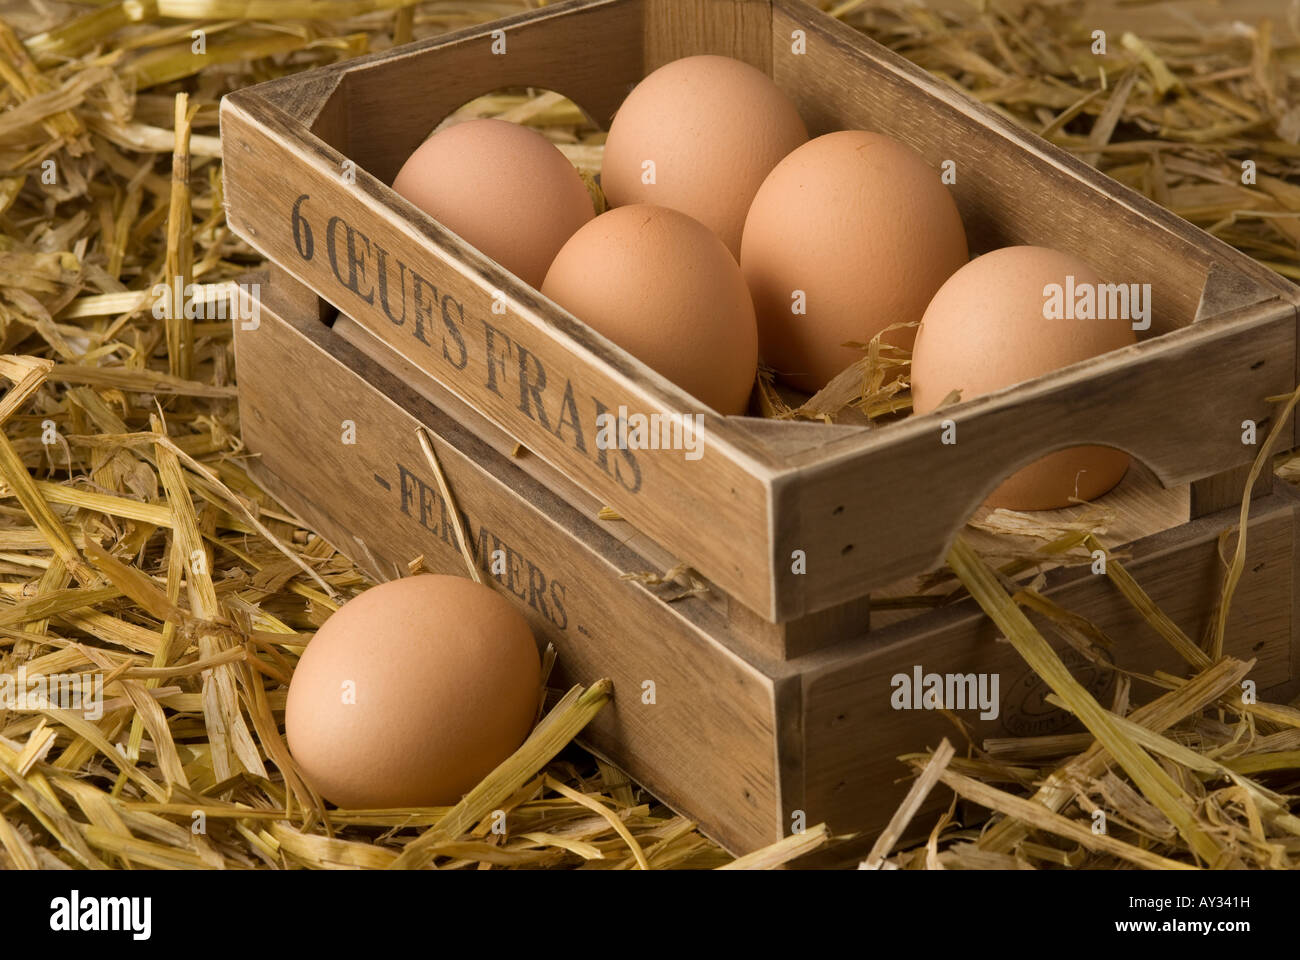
<box><xmin>249</xmin><ymin>0</ymin><xmax>641</xmax><ymax>177</ymax></box>
<box><xmin>335</xmin><ymin>292</ymin><xmax>1208</xmax><ymax>662</ymax></box>
<box><xmin>1293</xmin><ymin>301</ymin><xmax>1300</xmax><ymax>456</ymax></box>
<box><xmin>266</xmin><ymin>262</ymin><xmax>332</xmax><ymax>325</ymax></box>
<box><xmin>334</xmin><ymin>309</ymin><xmax>825</xmax><ymax>658</ymax></box>
<box><xmin>1193</xmin><ymin>262</ymin><xmax>1283</xmax><ymax>323</ymax></box>
<box><xmin>1188</xmin><ymin>267</ymin><xmax>1293</xmax><ymax>507</ymax></box>
<box><xmin>235</xmin><ymin>282</ymin><xmax>788</xmax><ymax>854</ymax></box>
<box><xmin>221</xmin><ymin>90</ymin><xmax>785</xmax><ymax>619</ymax></box>
<box><xmin>1190</xmin><ymin>464</ymin><xmax>1274</xmax><ymax>519</ymax></box>
<box><xmin>797</xmin><ymin>492</ymin><xmax>1298</xmax><ymax>841</ymax></box>
<box><xmin>237</xmin><ymin>66</ymin><xmax>345</xmax><ymax>128</ymax></box>
<box><xmin>642</xmin><ymin>0</ymin><xmax>773</xmax><ymax>72</ymax></box>
<box><xmin>871</xmin><ymin>460</ymin><xmax>1189</xmax><ymax>631</ymax></box>
<box><xmin>331</xmin><ymin>313</ymin><xmax>654</xmax><ymax>557</ymax></box>
<box><xmin>728</xmin><ymin>592</ymin><xmax>869</xmax><ymax>660</ymax></box>
<box><xmin>1288</xmin><ymin>483</ymin><xmax>1300</xmax><ymax>701</ymax></box>
<box><xmin>335</xmin><ymin>309</ymin><xmax>880</xmax><ymax>660</ymax></box>
<box><xmin>772</xmin><ymin>671</ymin><xmax>805</xmax><ymax>838</ymax></box>
<box><xmin>339</xmin><ymin>0</ymin><xmax>639</xmax><ymax>185</ymax></box>
<box><xmin>776</xmin><ymin>300</ymin><xmax>1296</xmax><ymax>616</ymax></box>
<box><xmin>728</xmin><ymin>417</ymin><xmax>866</xmax><ymax>459</ymax></box>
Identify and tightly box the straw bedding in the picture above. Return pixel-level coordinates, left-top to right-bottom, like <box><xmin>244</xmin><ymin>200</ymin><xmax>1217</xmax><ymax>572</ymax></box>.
<box><xmin>0</xmin><ymin>0</ymin><xmax>1297</xmax><ymax>870</ymax></box>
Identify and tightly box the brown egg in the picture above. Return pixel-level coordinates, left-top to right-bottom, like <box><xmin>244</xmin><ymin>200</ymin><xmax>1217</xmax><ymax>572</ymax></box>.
<box><xmin>910</xmin><ymin>245</ymin><xmax>1139</xmax><ymax>510</ymax></box>
<box><xmin>392</xmin><ymin>118</ymin><xmax>593</xmax><ymax>288</ymax></box>
<box><xmin>741</xmin><ymin>130</ymin><xmax>968</xmax><ymax>393</ymax></box>
<box><xmin>541</xmin><ymin>204</ymin><xmax>758</xmax><ymax>414</ymax></box>
<box><xmin>285</xmin><ymin>575</ymin><xmax>540</xmax><ymax>808</ymax></box>
<box><xmin>601</xmin><ymin>55</ymin><xmax>808</xmax><ymax>256</ymax></box>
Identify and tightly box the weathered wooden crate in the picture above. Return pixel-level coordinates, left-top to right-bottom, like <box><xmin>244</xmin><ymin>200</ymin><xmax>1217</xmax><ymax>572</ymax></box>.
<box><xmin>220</xmin><ymin>0</ymin><xmax>1300</xmax><ymax>650</ymax></box>
<box><xmin>234</xmin><ymin>277</ymin><xmax>1300</xmax><ymax>856</ymax></box>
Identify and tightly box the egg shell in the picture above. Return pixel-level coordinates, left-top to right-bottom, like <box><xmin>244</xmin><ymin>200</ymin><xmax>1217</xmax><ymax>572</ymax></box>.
<box><xmin>741</xmin><ymin>130</ymin><xmax>969</xmax><ymax>393</ymax></box>
<box><xmin>601</xmin><ymin>55</ymin><xmax>808</xmax><ymax>256</ymax></box>
<box><xmin>541</xmin><ymin>203</ymin><xmax>759</xmax><ymax>415</ymax></box>
<box><xmin>285</xmin><ymin>574</ymin><xmax>540</xmax><ymax>808</ymax></box>
<box><xmin>392</xmin><ymin>118</ymin><xmax>594</xmax><ymax>289</ymax></box>
<box><xmin>910</xmin><ymin>245</ymin><xmax>1139</xmax><ymax>510</ymax></box>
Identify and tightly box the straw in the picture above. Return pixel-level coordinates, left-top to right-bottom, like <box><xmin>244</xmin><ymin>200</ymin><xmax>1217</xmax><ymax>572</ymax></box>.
<box><xmin>0</xmin><ymin>0</ymin><xmax>1296</xmax><ymax>873</ymax></box>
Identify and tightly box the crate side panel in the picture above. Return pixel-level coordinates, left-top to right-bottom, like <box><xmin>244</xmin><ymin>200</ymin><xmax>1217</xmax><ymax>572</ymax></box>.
<box><xmin>234</xmin><ymin>303</ymin><xmax>785</xmax><ymax>854</ymax></box>
<box><xmin>643</xmin><ymin>0</ymin><xmax>772</xmax><ymax>71</ymax></box>
<box><xmin>222</xmin><ymin>98</ymin><xmax>781</xmax><ymax>620</ymax></box>
<box><xmin>798</xmin><ymin>497</ymin><xmax>1297</xmax><ymax>840</ymax></box>
<box><xmin>774</xmin><ymin>303</ymin><xmax>1294</xmax><ymax>614</ymax></box>
<box><xmin>340</xmin><ymin>0</ymin><xmax>643</xmax><ymax>184</ymax></box>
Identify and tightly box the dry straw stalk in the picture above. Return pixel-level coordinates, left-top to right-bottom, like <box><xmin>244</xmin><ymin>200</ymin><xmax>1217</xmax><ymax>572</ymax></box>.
<box><xmin>0</xmin><ymin>0</ymin><xmax>1297</xmax><ymax>871</ymax></box>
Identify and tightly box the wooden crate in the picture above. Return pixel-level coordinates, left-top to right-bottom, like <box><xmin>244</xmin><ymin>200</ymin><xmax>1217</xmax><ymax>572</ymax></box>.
<box><xmin>219</xmin><ymin>0</ymin><xmax>1300</xmax><ymax>642</ymax></box>
<box><xmin>234</xmin><ymin>276</ymin><xmax>1300</xmax><ymax>856</ymax></box>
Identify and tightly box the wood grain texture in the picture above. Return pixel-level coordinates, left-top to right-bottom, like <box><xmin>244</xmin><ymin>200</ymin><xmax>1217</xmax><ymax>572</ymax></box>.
<box><xmin>336</xmin><ymin>308</ymin><xmax>901</xmax><ymax>662</ymax></box>
<box><xmin>1194</xmin><ymin>263</ymin><xmax>1284</xmax><ymax>323</ymax></box>
<box><xmin>240</xmin><ymin>67</ymin><xmax>345</xmax><ymax>128</ymax></box>
<box><xmin>870</xmin><ymin>460</ymin><xmax>1190</xmax><ymax>630</ymax></box>
<box><xmin>797</xmin><ymin>492</ymin><xmax>1299</xmax><ymax>842</ymax></box>
<box><xmin>252</xmin><ymin>0</ymin><xmax>642</xmax><ymax>180</ymax></box>
<box><xmin>1288</xmin><ymin>482</ymin><xmax>1300</xmax><ymax>702</ymax></box>
<box><xmin>344</xmin><ymin>0</ymin><xmax>640</xmax><ymax>184</ymax></box>
<box><xmin>266</xmin><ymin>262</ymin><xmax>332</xmax><ymax>324</ymax></box>
<box><xmin>1190</xmin><ymin>464</ymin><xmax>1275</xmax><ymax>519</ymax></box>
<box><xmin>727</xmin><ymin>591</ymin><xmax>870</xmax><ymax>660</ymax></box>
<box><xmin>236</xmin><ymin>280</ymin><xmax>787</xmax><ymax>854</ymax></box>
<box><xmin>1191</xmin><ymin>264</ymin><xmax>1294</xmax><ymax>514</ymax></box>
<box><xmin>642</xmin><ymin>0</ymin><xmax>772</xmax><ymax>72</ymax></box>
<box><xmin>332</xmin><ymin>314</ymin><xmax>658</xmax><ymax>559</ymax></box>
<box><xmin>774</xmin><ymin>300</ymin><xmax>1296</xmax><ymax>615</ymax></box>
<box><xmin>334</xmin><ymin>310</ymin><xmax>828</xmax><ymax>660</ymax></box>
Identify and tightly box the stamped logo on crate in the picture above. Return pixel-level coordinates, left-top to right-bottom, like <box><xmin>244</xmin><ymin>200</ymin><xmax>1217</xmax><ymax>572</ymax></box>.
<box><xmin>288</xmin><ymin>195</ymin><xmax>648</xmax><ymax>491</ymax></box>
<box><xmin>369</xmin><ymin>456</ymin><xmax>572</xmax><ymax>632</ymax></box>
<box><xmin>1001</xmin><ymin>648</ymin><xmax>1115</xmax><ymax>737</ymax></box>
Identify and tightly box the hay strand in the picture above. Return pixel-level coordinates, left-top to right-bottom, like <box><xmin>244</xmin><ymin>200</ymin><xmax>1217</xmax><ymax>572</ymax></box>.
<box><xmin>0</xmin><ymin>0</ymin><xmax>1296</xmax><ymax>873</ymax></box>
